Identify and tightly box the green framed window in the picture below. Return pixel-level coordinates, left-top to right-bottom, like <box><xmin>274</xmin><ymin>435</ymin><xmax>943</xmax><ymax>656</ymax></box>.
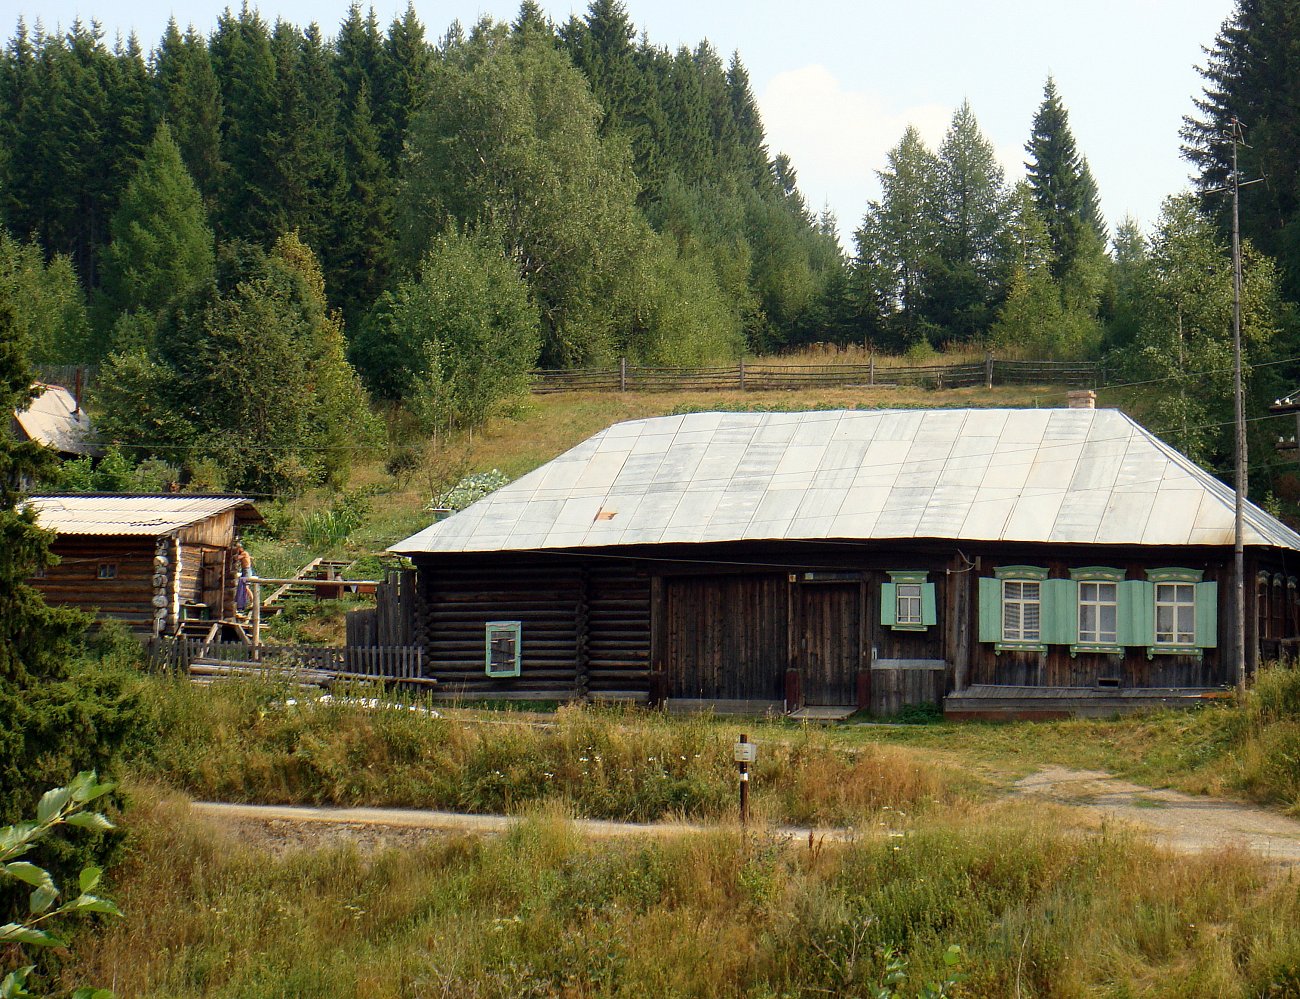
<box><xmin>978</xmin><ymin>566</ymin><xmax>1051</xmax><ymax>652</ymax></box>
<box><xmin>1070</xmin><ymin>566</ymin><xmax>1125</xmax><ymax>655</ymax></box>
<box><xmin>880</xmin><ymin>571</ymin><xmax>937</xmax><ymax>631</ymax></box>
<box><xmin>485</xmin><ymin>621</ymin><xmax>522</xmax><ymax>677</ymax></box>
<box><xmin>1145</xmin><ymin>568</ymin><xmax>1214</xmax><ymax>657</ymax></box>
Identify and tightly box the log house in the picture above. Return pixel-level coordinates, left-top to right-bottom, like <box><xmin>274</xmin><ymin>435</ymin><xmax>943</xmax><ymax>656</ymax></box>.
<box><xmin>392</xmin><ymin>407</ymin><xmax>1300</xmax><ymax>717</ymax></box>
<box><xmin>24</xmin><ymin>494</ymin><xmax>262</xmax><ymax>634</ymax></box>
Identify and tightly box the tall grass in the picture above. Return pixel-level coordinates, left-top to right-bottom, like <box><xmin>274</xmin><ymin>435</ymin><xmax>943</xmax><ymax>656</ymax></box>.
<box><xmin>61</xmin><ymin>789</ymin><xmax>1300</xmax><ymax>998</ymax></box>
<box><xmin>129</xmin><ymin>677</ymin><xmax>959</xmax><ymax>825</ymax></box>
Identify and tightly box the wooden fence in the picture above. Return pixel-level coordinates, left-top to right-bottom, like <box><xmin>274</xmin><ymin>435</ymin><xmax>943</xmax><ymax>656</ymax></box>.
<box><xmin>345</xmin><ymin>569</ymin><xmax>416</xmax><ymax>647</ymax></box>
<box><xmin>145</xmin><ymin>637</ymin><xmax>425</xmax><ymax>681</ymax></box>
<box><xmin>33</xmin><ymin>364</ymin><xmax>95</xmax><ymax>392</ymax></box>
<box><xmin>531</xmin><ymin>357</ymin><xmax>1102</xmax><ymax>394</ymax></box>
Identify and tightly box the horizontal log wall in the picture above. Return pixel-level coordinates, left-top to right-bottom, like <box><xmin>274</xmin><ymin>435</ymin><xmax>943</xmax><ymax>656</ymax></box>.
<box><xmin>422</xmin><ymin>561</ymin><xmax>582</xmax><ymax>695</ymax></box>
<box><xmin>415</xmin><ymin>557</ymin><xmax>652</xmax><ymax>698</ymax></box>
<box><xmin>586</xmin><ymin>565</ymin><xmax>650</xmax><ymax>695</ymax></box>
<box><xmin>34</xmin><ymin>538</ymin><xmax>156</xmax><ymax>629</ymax></box>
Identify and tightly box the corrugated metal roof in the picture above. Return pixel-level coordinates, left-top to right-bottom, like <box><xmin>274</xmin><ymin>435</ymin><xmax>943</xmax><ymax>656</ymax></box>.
<box><xmin>392</xmin><ymin>408</ymin><xmax>1300</xmax><ymax>554</ymax></box>
<box><xmin>25</xmin><ymin>495</ymin><xmax>260</xmax><ymax>536</ymax></box>
<box><xmin>13</xmin><ymin>384</ymin><xmax>98</xmax><ymax>455</ymax></box>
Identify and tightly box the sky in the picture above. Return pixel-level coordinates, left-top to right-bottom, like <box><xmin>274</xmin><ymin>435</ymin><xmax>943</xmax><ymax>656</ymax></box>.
<box><xmin>0</xmin><ymin>0</ymin><xmax>1236</xmax><ymax>247</ymax></box>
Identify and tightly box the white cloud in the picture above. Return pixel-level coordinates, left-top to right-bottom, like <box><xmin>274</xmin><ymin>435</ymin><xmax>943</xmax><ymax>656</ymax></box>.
<box><xmin>758</xmin><ymin>64</ymin><xmax>951</xmax><ymax>240</ymax></box>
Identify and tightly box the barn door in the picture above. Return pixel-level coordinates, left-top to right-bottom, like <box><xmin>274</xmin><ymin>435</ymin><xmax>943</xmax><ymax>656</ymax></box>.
<box><xmin>665</xmin><ymin>575</ymin><xmax>787</xmax><ymax>701</ymax></box>
<box><xmin>798</xmin><ymin>582</ymin><xmax>862</xmax><ymax>705</ymax></box>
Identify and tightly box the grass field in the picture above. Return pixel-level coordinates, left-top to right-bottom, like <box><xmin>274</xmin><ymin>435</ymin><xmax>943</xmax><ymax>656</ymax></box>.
<box><xmin>25</xmin><ymin>657</ymin><xmax>1300</xmax><ymax>998</ymax></box>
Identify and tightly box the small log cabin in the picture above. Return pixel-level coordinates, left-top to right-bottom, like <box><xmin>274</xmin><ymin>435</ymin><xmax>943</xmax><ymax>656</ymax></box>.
<box><xmin>25</xmin><ymin>494</ymin><xmax>262</xmax><ymax>635</ymax></box>
<box><xmin>391</xmin><ymin>406</ymin><xmax>1300</xmax><ymax>717</ymax></box>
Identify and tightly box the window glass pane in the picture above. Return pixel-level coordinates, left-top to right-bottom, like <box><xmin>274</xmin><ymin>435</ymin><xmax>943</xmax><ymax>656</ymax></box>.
<box><xmin>1023</xmin><ymin>602</ymin><xmax>1040</xmax><ymax>638</ymax></box>
<box><xmin>1100</xmin><ymin>604</ymin><xmax>1117</xmax><ymax>635</ymax></box>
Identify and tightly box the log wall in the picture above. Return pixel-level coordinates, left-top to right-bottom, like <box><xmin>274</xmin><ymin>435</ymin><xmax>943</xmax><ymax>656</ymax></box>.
<box><xmin>33</xmin><ymin>537</ymin><xmax>157</xmax><ymax>630</ymax></box>
<box><xmin>411</xmin><ymin>540</ymin><xmax>1264</xmax><ymax>708</ymax></box>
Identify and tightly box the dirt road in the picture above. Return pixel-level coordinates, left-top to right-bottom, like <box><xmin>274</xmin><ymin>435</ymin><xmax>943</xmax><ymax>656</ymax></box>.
<box><xmin>192</xmin><ymin>769</ymin><xmax>1300</xmax><ymax>863</ymax></box>
<box><xmin>1013</xmin><ymin>766</ymin><xmax>1300</xmax><ymax>863</ymax></box>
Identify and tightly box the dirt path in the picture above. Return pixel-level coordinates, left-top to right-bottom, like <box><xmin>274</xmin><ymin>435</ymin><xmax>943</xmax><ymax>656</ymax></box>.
<box><xmin>1013</xmin><ymin>766</ymin><xmax>1300</xmax><ymax>863</ymax></box>
<box><xmin>194</xmin><ymin>770</ymin><xmax>1300</xmax><ymax>864</ymax></box>
<box><xmin>190</xmin><ymin>801</ymin><xmax>853</xmax><ymax>855</ymax></box>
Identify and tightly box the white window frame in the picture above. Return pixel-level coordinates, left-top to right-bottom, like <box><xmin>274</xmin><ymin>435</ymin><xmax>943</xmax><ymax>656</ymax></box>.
<box><xmin>1078</xmin><ymin>580</ymin><xmax>1119</xmax><ymax>646</ymax></box>
<box><xmin>1154</xmin><ymin>582</ymin><xmax>1196</xmax><ymax>648</ymax></box>
<box><xmin>895</xmin><ymin>582</ymin><xmax>923</xmax><ymax>626</ymax></box>
<box><xmin>1002</xmin><ymin>579</ymin><xmax>1042</xmax><ymax>643</ymax></box>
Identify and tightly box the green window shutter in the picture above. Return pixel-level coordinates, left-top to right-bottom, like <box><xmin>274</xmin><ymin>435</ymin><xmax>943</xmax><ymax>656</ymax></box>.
<box><xmin>1118</xmin><ymin>580</ymin><xmax>1154</xmax><ymax>647</ymax></box>
<box><xmin>1041</xmin><ymin>578</ymin><xmax>1078</xmax><ymax>645</ymax></box>
<box><xmin>1195</xmin><ymin>581</ymin><xmax>1218</xmax><ymax>648</ymax></box>
<box><xmin>880</xmin><ymin>582</ymin><xmax>897</xmax><ymax>627</ymax></box>
<box><xmin>921</xmin><ymin>582</ymin><xmax>937</xmax><ymax>627</ymax></box>
<box><xmin>978</xmin><ymin>577</ymin><xmax>1001</xmax><ymax>643</ymax></box>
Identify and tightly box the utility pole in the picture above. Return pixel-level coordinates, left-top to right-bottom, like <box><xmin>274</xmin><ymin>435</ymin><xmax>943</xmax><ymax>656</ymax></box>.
<box><xmin>1230</xmin><ymin>117</ymin><xmax>1247</xmax><ymax>694</ymax></box>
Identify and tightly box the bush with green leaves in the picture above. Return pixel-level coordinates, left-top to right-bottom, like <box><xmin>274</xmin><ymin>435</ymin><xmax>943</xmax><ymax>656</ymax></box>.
<box><xmin>356</xmin><ymin>229</ymin><xmax>539</xmax><ymax>437</ymax></box>
<box><xmin>298</xmin><ymin>490</ymin><xmax>372</xmax><ymax>549</ymax></box>
<box><xmin>1</xmin><ymin>771</ymin><xmax>122</xmax><ymax>999</ymax></box>
<box><xmin>95</xmin><ymin>234</ymin><xmax>379</xmax><ymax>494</ymax></box>
<box><xmin>432</xmin><ymin>469</ymin><xmax>510</xmax><ymax>512</ymax></box>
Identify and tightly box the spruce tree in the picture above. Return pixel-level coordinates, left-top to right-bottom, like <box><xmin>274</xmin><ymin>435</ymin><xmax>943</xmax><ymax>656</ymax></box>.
<box><xmin>209</xmin><ymin>7</ymin><xmax>277</xmax><ymax>242</ymax></box>
<box><xmin>333</xmin><ymin>78</ymin><xmax>393</xmax><ymax>322</ymax></box>
<box><xmin>1024</xmin><ymin>76</ymin><xmax>1090</xmax><ymax>280</ymax></box>
<box><xmin>929</xmin><ymin>100</ymin><xmax>1008</xmax><ymax>340</ymax></box>
<box><xmin>0</xmin><ymin>281</ymin><xmax>122</xmax><ymax>833</ymax></box>
<box><xmin>154</xmin><ymin>22</ymin><xmax>225</xmax><ymax>211</ymax></box>
<box><xmin>95</xmin><ymin>122</ymin><xmax>214</xmax><ymax>353</ymax></box>
<box><xmin>1183</xmin><ymin>0</ymin><xmax>1300</xmax><ymax>299</ymax></box>
<box><xmin>855</xmin><ymin>126</ymin><xmax>940</xmax><ymax>347</ymax></box>
<box><xmin>377</xmin><ymin>3</ymin><xmax>433</xmax><ymax>164</ymax></box>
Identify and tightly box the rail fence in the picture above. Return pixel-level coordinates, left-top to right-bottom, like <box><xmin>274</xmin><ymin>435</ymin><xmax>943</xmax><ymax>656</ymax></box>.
<box><xmin>531</xmin><ymin>357</ymin><xmax>1102</xmax><ymax>394</ymax></box>
<box><xmin>145</xmin><ymin>637</ymin><xmax>426</xmax><ymax>682</ymax></box>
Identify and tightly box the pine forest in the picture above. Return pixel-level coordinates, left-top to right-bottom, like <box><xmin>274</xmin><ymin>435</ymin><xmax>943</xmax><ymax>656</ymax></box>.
<box><xmin>0</xmin><ymin>0</ymin><xmax>1298</xmax><ymax>498</ymax></box>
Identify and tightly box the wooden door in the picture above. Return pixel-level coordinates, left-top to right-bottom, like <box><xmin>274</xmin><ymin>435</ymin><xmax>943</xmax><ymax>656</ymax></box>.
<box><xmin>201</xmin><ymin>548</ymin><xmax>226</xmax><ymax>618</ymax></box>
<box><xmin>665</xmin><ymin>575</ymin><xmax>787</xmax><ymax>700</ymax></box>
<box><xmin>798</xmin><ymin>583</ymin><xmax>862</xmax><ymax>704</ymax></box>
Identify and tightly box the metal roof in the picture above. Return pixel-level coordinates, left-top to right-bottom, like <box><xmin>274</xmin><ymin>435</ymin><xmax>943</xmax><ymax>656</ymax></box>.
<box><xmin>13</xmin><ymin>384</ymin><xmax>98</xmax><ymax>456</ymax></box>
<box><xmin>391</xmin><ymin>408</ymin><xmax>1300</xmax><ymax>555</ymax></box>
<box><xmin>25</xmin><ymin>494</ymin><xmax>260</xmax><ymax>537</ymax></box>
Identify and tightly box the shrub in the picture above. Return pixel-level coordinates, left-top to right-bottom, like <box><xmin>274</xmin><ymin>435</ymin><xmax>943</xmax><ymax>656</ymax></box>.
<box><xmin>433</xmin><ymin>469</ymin><xmax>511</xmax><ymax>512</ymax></box>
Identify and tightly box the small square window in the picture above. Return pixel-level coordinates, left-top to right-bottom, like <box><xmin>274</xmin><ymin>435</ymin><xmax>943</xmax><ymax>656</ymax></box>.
<box><xmin>97</xmin><ymin>563</ymin><xmax>118</xmax><ymax>580</ymax></box>
<box><xmin>896</xmin><ymin>583</ymin><xmax>923</xmax><ymax>625</ymax></box>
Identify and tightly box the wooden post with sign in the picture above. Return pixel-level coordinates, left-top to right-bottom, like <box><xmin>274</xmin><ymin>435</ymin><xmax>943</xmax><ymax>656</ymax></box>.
<box><xmin>734</xmin><ymin>733</ymin><xmax>757</xmax><ymax>827</ymax></box>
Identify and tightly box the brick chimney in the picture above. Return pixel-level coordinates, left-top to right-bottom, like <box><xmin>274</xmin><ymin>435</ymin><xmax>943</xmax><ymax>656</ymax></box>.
<box><xmin>1068</xmin><ymin>389</ymin><xmax>1096</xmax><ymax>410</ymax></box>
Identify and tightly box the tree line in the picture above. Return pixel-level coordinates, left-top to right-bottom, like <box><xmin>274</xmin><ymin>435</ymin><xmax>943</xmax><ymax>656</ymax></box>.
<box><xmin>1</xmin><ymin>0</ymin><xmax>1299</xmax><ymax>496</ymax></box>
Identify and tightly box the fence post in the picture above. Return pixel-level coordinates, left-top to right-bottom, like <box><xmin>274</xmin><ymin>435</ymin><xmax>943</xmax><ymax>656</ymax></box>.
<box><xmin>869</xmin><ymin>352</ymin><xmax>875</xmax><ymax>386</ymax></box>
<box><xmin>738</xmin><ymin>358</ymin><xmax>746</xmax><ymax>391</ymax></box>
<box><xmin>985</xmin><ymin>351</ymin><xmax>994</xmax><ymax>389</ymax></box>
<box><xmin>619</xmin><ymin>356</ymin><xmax>627</xmax><ymax>392</ymax></box>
